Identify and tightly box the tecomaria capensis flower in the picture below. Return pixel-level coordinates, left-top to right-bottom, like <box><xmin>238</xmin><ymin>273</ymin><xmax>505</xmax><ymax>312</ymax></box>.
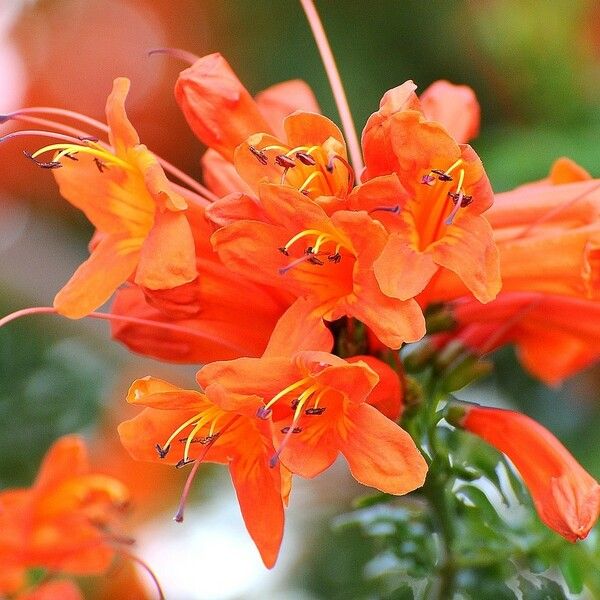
<box><xmin>197</xmin><ymin>299</ymin><xmax>427</xmax><ymax>494</ymax></box>
<box><xmin>0</xmin><ymin>436</ymin><xmax>129</xmax><ymax>596</ymax></box>
<box><xmin>118</xmin><ymin>377</ymin><xmax>285</xmax><ymax>568</ymax></box>
<box><xmin>358</xmin><ymin>81</ymin><xmax>500</xmax><ymax>304</ymax></box>
<box><xmin>210</xmin><ymin>182</ymin><xmax>425</xmax><ymax>348</ymax></box>
<box><xmin>6</xmin><ymin>78</ymin><xmax>199</xmax><ymax>319</ymax></box>
<box><xmin>450</xmin><ymin>403</ymin><xmax>600</xmax><ymax>542</ymax></box>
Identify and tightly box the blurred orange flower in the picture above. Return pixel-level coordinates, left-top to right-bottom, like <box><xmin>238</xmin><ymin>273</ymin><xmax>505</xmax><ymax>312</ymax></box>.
<box><xmin>0</xmin><ymin>436</ymin><xmax>129</xmax><ymax>596</ymax></box>
<box><xmin>455</xmin><ymin>404</ymin><xmax>600</xmax><ymax>542</ymax></box>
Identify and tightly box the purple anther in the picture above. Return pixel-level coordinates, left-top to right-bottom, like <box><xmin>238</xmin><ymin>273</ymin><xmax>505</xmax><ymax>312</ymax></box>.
<box><xmin>275</xmin><ymin>154</ymin><xmax>296</xmax><ymax>169</ymax></box>
<box><xmin>256</xmin><ymin>406</ymin><xmax>272</xmax><ymax>420</ymax></box>
<box><xmin>249</xmin><ymin>145</ymin><xmax>268</xmax><ymax>165</ymax></box>
<box><xmin>175</xmin><ymin>458</ymin><xmax>195</xmax><ymax>469</ymax></box>
<box><xmin>432</xmin><ymin>169</ymin><xmax>453</xmax><ymax>182</ymax></box>
<box><xmin>328</xmin><ymin>252</ymin><xmax>342</xmax><ymax>263</ymax></box>
<box><xmin>296</xmin><ymin>151</ymin><xmax>316</xmax><ymax>166</ymax></box>
<box><xmin>23</xmin><ymin>150</ymin><xmax>62</xmax><ymax>169</ymax></box>
<box><xmin>305</xmin><ymin>407</ymin><xmax>326</xmax><ymax>415</ymax></box>
<box><xmin>155</xmin><ymin>443</ymin><xmax>170</xmax><ymax>459</ymax></box>
<box><xmin>280</xmin><ymin>426</ymin><xmax>303</xmax><ymax>434</ymax></box>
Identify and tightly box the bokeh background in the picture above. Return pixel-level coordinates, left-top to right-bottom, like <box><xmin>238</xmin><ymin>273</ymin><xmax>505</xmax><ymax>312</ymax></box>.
<box><xmin>1</xmin><ymin>1</ymin><xmax>600</xmax><ymax>598</ymax></box>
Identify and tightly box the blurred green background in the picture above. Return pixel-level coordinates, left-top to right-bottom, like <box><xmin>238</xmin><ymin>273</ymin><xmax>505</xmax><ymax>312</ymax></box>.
<box><xmin>1</xmin><ymin>1</ymin><xmax>600</xmax><ymax>598</ymax></box>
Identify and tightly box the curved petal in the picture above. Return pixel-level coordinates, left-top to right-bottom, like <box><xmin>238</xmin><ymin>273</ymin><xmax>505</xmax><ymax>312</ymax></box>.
<box><xmin>134</xmin><ymin>210</ymin><xmax>197</xmax><ymax>290</ymax></box>
<box><xmin>283</xmin><ymin>111</ymin><xmax>345</xmax><ymax>150</ymax></box>
<box><xmin>34</xmin><ymin>436</ymin><xmax>89</xmax><ymax>491</ymax></box>
<box><xmin>205</xmin><ymin>192</ymin><xmax>267</xmax><ymax>228</ymax></box>
<box><xmin>342</xmin><ymin>403</ymin><xmax>427</xmax><ymax>494</ymax></box>
<box><xmin>126</xmin><ymin>376</ymin><xmax>207</xmax><ymax>409</ymax></box>
<box><xmin>54</xmin><ymin>232</ymin><xmax>141</xmax><ymax>318</ymax></box>
<box><xmin>175</xmin><ymin>53</ymin><xmax>272</xmax><ymax>160</ymax></box>
<box><xmin>106</xmin><ymin>77</ymin><xmax>139</xmax><ymax>154</ymax></box>
<box><xmin>431</xmin><ymin>213</ymin><xmax>501</xmax><ymax>303</ymax></box>
<box><xmin>420</xmin><ymin>80</ymin><xmax>480</xmax><ymax>144</ymax></box>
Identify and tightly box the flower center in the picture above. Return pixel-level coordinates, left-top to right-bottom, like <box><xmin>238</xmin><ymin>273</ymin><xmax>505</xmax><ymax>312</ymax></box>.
<box><xmin>256</xmin><ymin>376</ymin><xmax>332</xmax><ymax>467</ymax></box>
<box><xmin>416</xmin><ymin>158</ymin><xmax>474</xmax><ymax>248</ymax></box>
<box><xmin>156</xmin><ymin>405</ymin><xmax>231</xmax><ymax>467</ymax></box>
<box><xmin>277</xmin><ymin>227</ymin><xmax>353</xmax><ymax>275</ymax></box>
<box><xmin>248</xmin><ymin>142</ymin><xmax>354</xmax><ymax>199</ymax></box>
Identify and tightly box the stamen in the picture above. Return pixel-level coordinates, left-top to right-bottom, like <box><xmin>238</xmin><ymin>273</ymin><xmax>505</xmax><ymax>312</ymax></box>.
<box><xmin>176</xmin><ymin>458</ymin><xmax>195</xmax><ymax>469</ymax></box>
<box><xmin>113</xmin><ymin>548</ymin><xmax>166</xmax><ymax>600</ymax></box>
<box><xmin>444</xmin><ymin>159</ymin><xmax>463</xmax><ymax>177</ymax></box>
<box><xmin>305</xmin><ymin>407</ymin><xmax>326</xmax><ymax>415</ymax></box>
<box><xmin>173</xmin><ymin>416</ymin><xmax>239</xmax><ymax>523</ymax></box>
<box><xmin>275</xmin><ymin>154</ymin><xmax>296</xmax><ymax>169</ymax></box>
<box><xmin>279</xmin><ymin>253</ymin><xmax>315</xmax><ymax>275</ymax></box>
<box><xmin>265</xmin><ymin>377</ymin><xmax>313</xmax><ymax>411</ymax></box>
<box><xmin>299</xmin><ymin>170</ymin><xmax>327</xmax><ymax>193</ymax></box>
<box><xmin>328</xmin><ymin>252</ymin><xmax>342</xmax><ymax>263</ymax></box>
<box><xmin>148</xmin><ymin>47</ymin><xmax>200</xmax><ymax>65</ymax></box>
<box><xmin>431</xmin><ymin>169</ymin><xmax>453</xmax><ymax>182</ymax></box>
<box><xmin>23</xmin><ymin>150</ymin><xmax>62</xmax><ymax>170</ymax></box>
<box><xmin>249</xmin><ymin>145</ymin><xmax>268</xmax><ymax>165</ymax></box>
<box><xmin>257</xmin><ymin>406</ymin><xmax>272</xmax><ymax>419</ymax></box>
<box><xmin>296</xmin><ymin>151</ymin><xmax>317</xmax><ymax>166</ymax></box>
<box><xmin>30</xmin><ymin>142</ymin><xmax>133</xmax><ymax>171</ymax></box>
<box><xmin>280</xmin><ymin>426</ymin><xmax>303</xmax><ymax>434</ymax></box>
<box><xmin>155</xmin><ymin>444</ymin><xmax>169</xmax><ymax>459</ymax></box>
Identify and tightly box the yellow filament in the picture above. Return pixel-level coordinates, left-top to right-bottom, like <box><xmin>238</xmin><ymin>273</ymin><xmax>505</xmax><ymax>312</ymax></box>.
<box><xmin>31</xmin><ymin>143</ymin><xmax>133</xmax><ymax>171</ymax></box>
<box><xmin>183</xmin><ymin>420</ymin><xmax>205</xmax><ymax>461</ymax></box>
<box><xmin>284</xmin><ymin>229</ymin><xmax>326</xmax><ymax>251</ymax></box>
<box><xmin>444</xmin><ymin>158</ymin><xmax>463</xmax><ymax>177</ymax></box>
<box><xmin>299</xmin><ymin>170</ymin><xmax>327</xmax><ymax>192</ymax></box>
<box><xmin>262</xmin><ymin>143</ymin><xmax>291</xmax><ymax>153</ymax></box>
<box><xmin>265</xmin><ymin>377</ymin><xmax>313</xmax><ymax>410</ymax></box>
<box><xmin>293</xmin><ymin>384</ymin><xmax>319</xmax><ymax>420</ymax></box>
<box><xmin>311</xmin><ymin>387</ymin><xmax>330</xmax><ymax>409</ymax></box>
<box><xmin>286</xmin><ymin>145</ymin><xmax>319</xmax><ymax>157</ymax></box>
<box><xmin>162</xmin><ymin>413</ymin><xmax>203</xmax><ymax>450</ymax></box>
<box><xmin>454</xmin><ymin>168</ymin><xmax>465</xmax><ymax>196</ymax></box>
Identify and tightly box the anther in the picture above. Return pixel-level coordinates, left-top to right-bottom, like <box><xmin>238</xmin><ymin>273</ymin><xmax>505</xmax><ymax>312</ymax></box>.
<box><xmin>249</xmin><ymin>145</ymin><xmax>268</xmax><ymax>165</ymax></box>
<box><xmin>94</xmin><ymin>157</ymin><xmax>106</xmax><ymax>172</ymax></box>
<box><xmin>199</xmin><ymin>433</ymin><xmax>219</xmax><ymax>445</ymax></box>
<box><xmin>155</xmin><ymin>443</ymin><xmax>170</xmax><ymax>459</ymax></box>
<box><xmin>257</xmin><ymin>406</ymin><xmax>272</xmax><ymax>419</ymax></box>
<box><xmin>280</xmin><ymin>426</ymin><xmax>303</xmax><ymax>434</ymax></box>
<box><xmin>421</xmin><ymin>173</ymin><xmax>436</xmax><ymax>186</ymax></box>
<box><xmin>305</xmin><ymin>407</ymin><xmax>326</xmax><ymax>415</ymax></box>
<box><xmin>296</xmin><ymin>151</ymin><xmax>316</xmax><ymax>166</ymax></box>
<box><xmin>63</xmin><ymin>153</ymin><xmax>78</xmax><ymax>161</ymax></box>
<box><xmin>23</xmin><ymin>150</ymin><xmax>62</xmax><ymax>169</ymax></box>
<box><xmin>448</xmin><ymin>191</ymin><xmax>473</xmax><ymax>207</ymax></box>
<box><xmin>328</xmin><ymin>252</ymin><xmax>342</xmax><ymax>263</ymax></box>
<box><xmin>176</xmin><ymin>458</ymin><xmax>195</xmax><ymax>469</ymax></box>
<box><xmin>307</xmin><ymin>255</ymin><xmax>324</xmax><ymax>266</ymax></box>
<box><xmin>275</xmin><ymin>154</ymin><xmax>296</xmax><ymax>169</ymax></box>
<box><xmin>290</xmin><ymin>398</ymin><xmax>300</xmax><ymax>409</ymax></box>
<box><xmin>78</xmin><ymin>135</ymin><xmax>99</xmax><ymax>143</ymax></box>
<box><xmin>278</xmin><ymin>247</ymin><xmax>290</xmax><ymax>256</ymax></box>
<box><xmin>431</xmin><ymin>169</ymin><xmax>453</xmax><ymax>182</ymax></box>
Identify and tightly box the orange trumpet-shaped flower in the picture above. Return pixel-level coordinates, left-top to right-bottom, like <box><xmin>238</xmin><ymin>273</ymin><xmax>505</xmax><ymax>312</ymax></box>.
<box><xmin>453</xmin><ymin>404</ymin><xmax>600</xmax><ymax>542</ymax></box>
<box><xmin>118</xmin><ymin>378</ymin><xmax>285</xmax><ymax>568</ymax></box>
<box><xmin>210</xmin><ymin>182</ymin><xmax>425</xmax><ymax>348</ymax></box>
<box><xmin>359</xmin><ymin>82</ymin><xmax>500</xmax><ymax>304</ymax></box>
<box><xmin>174</xmin><ymin>52</ymin><xmax>320</xmax><ymax>198</ymax></box>
<box><xmin>419</xmin><ymin>158</ymin><xmax>600</xmax><ymax>305</ymax></box>
<box><xmin>26</xmin><ymin>77</ymin><xmax>197</xmax><ymax>319</ymax></box>
<box><xmin>436</xmin><ymin>292</ymin><xmax>600</xmax><ymax>385</ymax></box>
<box><xmin>197</xmin><ymin>300</ymin><xmax>427</xmax><ymax>494</ymax></box>
<box><xmin>0</xmin><ymin>436</ymin><xmax>129</xmax><ymax>596</ymax></box>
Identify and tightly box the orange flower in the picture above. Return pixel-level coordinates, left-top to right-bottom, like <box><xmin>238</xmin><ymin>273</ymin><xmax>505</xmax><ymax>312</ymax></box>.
<box><xmin>118</xmin><ymin>377</ymin><xmax>285</xmax><ymax>568</ymax></box>
<box><xmin>210</xmin><ymin>182</ymin><xmax>425</xmax><ymax>348</ymax></box>
<box><xmin>423</xmin><ymin>158</ymin><xmax>600</xmax><ymax>304</ymax></box>
<box><xmin>453</xmin><ymin>404</ymin><xmax>600</xmax><ymax>542</ymax></box>
<box><xmin>174</xmin><ymin>52</ymin><xmax>320</xmax><ymax>197</ymax></box>
<box><xmin>197</xmin><ymin>300</ymin><xmax>427</xmax><ymax>493</ymax></box>
<box><xmin>0</xmin><ymin>436</ymin><xmax>129</xmax><ymax>595</ymax></box>
<box><xmin>24</xmin><ymin>78</ymin><xmax>197</xmax><ymax>319</ymax></box>
<box><xmin>437</xmin><ymin>292</ymin><xmax>600</xmax><ymax>385</ymax></box>
<box><xmin>359</xmin><ymin>81</ymin><xmax>500</xmax><ymax>304</ymax></box>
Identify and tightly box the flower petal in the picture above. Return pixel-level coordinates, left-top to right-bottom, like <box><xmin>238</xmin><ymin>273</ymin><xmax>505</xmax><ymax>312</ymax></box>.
<box><xmin>342</xmin><ymin>403</ymin><xmax>427</xmax><ymax>494</ymax></box>
<box><xmin>54</xmin><ymin>232</ymin><xmax>141</xmax><ymax>318</ymax></box>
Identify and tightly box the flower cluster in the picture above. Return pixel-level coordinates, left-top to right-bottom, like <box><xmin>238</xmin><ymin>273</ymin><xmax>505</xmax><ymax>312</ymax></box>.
<box><xmin>2</xmin><ymin>1</ymin><xmax>600</xmax><ymax>583</ymax></box>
